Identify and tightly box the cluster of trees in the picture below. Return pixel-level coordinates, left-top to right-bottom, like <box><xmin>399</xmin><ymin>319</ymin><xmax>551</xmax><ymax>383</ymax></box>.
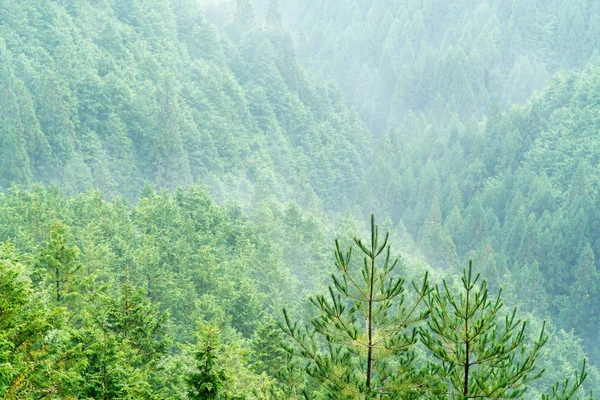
<box><xmin>0</xmin><ymin>184</ymin><xmax>336</xmax><ymax>398</ymax></box>
<box><xmin>358</xmin><ymin>64</ymin><xmax>600</xmax><ymax>365</ymax></box>
<box><xmin>279</xmin><ymin>216</ymin><xmax>593</xmax><ymax>399</ymax></box>
<box><xmin>3</xmin><ymin>0</ymin><xmax>600</xmax><ymax>398</ymax></box>
<box><xmin>245</xmin><ymin>0</ymin><xmax>600</xmax><ymax>370</ymax></box>
<box><xmin>264</xmin><ymin>0</ymin><xmax>600</xmax><ymax>132</ymax></box>
<box><xmin>0</xmin><ymin>198</ymin><xmax>595</xmax><ymax>398</ymax></box>
<box><xmin>0</xmin><ymin>0</ymin><xmax>369</xmax><ymax>207</ymax></box>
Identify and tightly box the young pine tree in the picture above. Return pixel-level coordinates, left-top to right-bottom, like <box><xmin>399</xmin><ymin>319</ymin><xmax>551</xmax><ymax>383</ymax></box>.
<box><xmin>280</xmin><ymin>214</ymin><xmax>432</xmax><ymax>399</ymax></box>
<box><xmin>420</xmin><ymin>260</ymin><xmax>548</xmax><ymax>399</ymax></box>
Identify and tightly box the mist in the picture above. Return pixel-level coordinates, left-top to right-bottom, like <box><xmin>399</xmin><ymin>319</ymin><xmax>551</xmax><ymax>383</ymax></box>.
<box><xmin>0</xmin><ymin>0</ymin><xmax>598</xmax><ymax>398</ymax></box>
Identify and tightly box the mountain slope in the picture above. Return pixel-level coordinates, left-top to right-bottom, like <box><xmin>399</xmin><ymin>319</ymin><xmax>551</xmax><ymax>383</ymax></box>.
<box><xmin>0</xmin><ymin>0</ymin><xmax>370</xmax><ymax>208</ymax></box>
<box><xmin>360</xmin><ymin>64</ymin><xmax>600</xmax><ymax>363</ymax></box>
<box><xmin>262</xmin><ymin>0</ymin><xmax>600</xmax><ymax>132</ymax></box>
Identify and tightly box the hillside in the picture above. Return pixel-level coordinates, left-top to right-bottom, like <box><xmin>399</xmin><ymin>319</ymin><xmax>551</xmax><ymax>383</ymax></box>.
<box><xmin>0</xmin><ymin>0</ymin><xmax>370</xmax><ymax>207</ymax></box>
<box><xmin>246</xmin><ymin>0</ymin><xmax>600</xmax><ymax>367</ymax></box>
<box><xmin>1</xmin><ymin>0</ymin><xmax>600</xmax><ymax>398</ymax></box>
<box><xmin>354</xmin><ymin>58</ymin><xmax>600</xmax><ymax>364</ymax></box>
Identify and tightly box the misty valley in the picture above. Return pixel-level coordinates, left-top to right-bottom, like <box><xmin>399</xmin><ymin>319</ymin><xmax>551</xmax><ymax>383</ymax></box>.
<box><xmin>1</xmin><ymin>0</ymin><xmax>600</xmax><ymax>398</ymax></box>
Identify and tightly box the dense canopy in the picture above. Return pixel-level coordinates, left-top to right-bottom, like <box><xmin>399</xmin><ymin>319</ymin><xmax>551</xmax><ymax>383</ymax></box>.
<box><xmin>0</xmin><ymin>0</ymin><xmax>599</xmax><ymax>398</ymax></box>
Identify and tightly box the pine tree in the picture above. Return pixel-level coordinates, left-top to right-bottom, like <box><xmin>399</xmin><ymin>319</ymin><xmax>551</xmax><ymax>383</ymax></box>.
<box><xmin>250</xmin><ymin>318</ymin><xmax>287</xmax><ymax>377</ymax></box>
<box><xmin>280</xmin><ymin>214</ymin><xmax>432</xmax><ymax>398</ymax></box>
<box><xmin>420</xmin><ymin>260</ymin><xmax>548</xmax><ymax>398</ymax></box>
<box><xmin>0</xmin><ymin>41</ymin><xmax>33</xmax><ymax>189</ymax></box>
<box><xmin>78</xmin><ymin>277</ymin><xmax>171</xmax><ymax>399</ymax></box>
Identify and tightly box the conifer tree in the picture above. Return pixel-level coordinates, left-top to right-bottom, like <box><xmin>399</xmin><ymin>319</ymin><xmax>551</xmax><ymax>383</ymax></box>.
<box><xmin>420</xmin><ymin>260</ymin><xmax>548</xmax><ymax>398</ymax></box>
<box><xmin>0</xmin><ymin>242</ymin><xmax>56</xmax><ymax>398</ymax></box>
<box><xmin>280</xmin><ymin>214</ymin><xmax>431</xmax><ymax>398</ymax></box>
<box><xmin>187</xmin><ymin>326</ymin><xmax>227</xmax><ymax>400</ymax></box>
<box><xmin>0</xmin><ymin>42</ymin><xmax>33</xmax><ymax>189</ymax></box>
<box><xmin>250</xmin><ymin>318</ymin><xmax>288</xmax><ymax>377</ymax></box>
<box><xmin>35</xmin><ymin>222</ymin><xmax>81</xmax><ymax>303</ymax></box>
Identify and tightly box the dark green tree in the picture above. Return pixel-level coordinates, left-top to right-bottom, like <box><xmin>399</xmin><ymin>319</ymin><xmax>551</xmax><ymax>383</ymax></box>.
<box><xmin>187</xmin><ymin>326</ymin><xmax>227</xmax><ymax>400</ymax></box>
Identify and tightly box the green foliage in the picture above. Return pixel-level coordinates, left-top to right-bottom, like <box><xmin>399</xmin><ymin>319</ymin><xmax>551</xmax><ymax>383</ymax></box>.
<box><xmin>344</xmin><ymin>27</ymin><xmax>600</xmax><ymax>370</ymax></box>
<box><xmin>35</xmin><ymin>222</ymin><xmax>81</xmax><ymax>303</ymax></box>
<box><xmin>421</xmin><ymin>261</ymin><xmax>547</xmax><ymax>398</ymax></box>
<box><xmin>187</xmin><ymin>326</ymin><xmax>227</xmax><ymax>400</ymax></box>
<box><xmin>281</xmin><ymin>215</ymin><xmax>432</xmax><ymax>398</ymax></box>
<box><xmin>0</xmin><ymin>185</ymin><xmax>595</xmax><ymax>397</ymax></box>
<box><xmin>1</xmin><ymin>0</ymin><xmax>600</xmax><ymax>397</ymax></box>
<box><xmin>0</xmin><ymin>0</ymin><xmax>370</xmax><ymax>209</ymax></box>
<box><xmin>0</xmin><ymin>185</ymin><xmax>331</xmax><ymax>398</ymax></box>
<box><xmin>250</xmin><ymin>318</ymin><xmax>288</xmax><ymax>377</ymax></box>
<box><xmin>0</xmin><ymin>242</ymin><xmax>57</xmax><ymax>398</ymax></box>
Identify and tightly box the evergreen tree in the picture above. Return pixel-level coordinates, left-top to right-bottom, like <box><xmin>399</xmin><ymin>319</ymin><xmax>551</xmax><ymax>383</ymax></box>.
<box><xmin>250</xmin><ymin>318</ymin><xmax>288</xmax><ymax>377</ymax></box>
<box><xmin>187</xmin><ymin>326</ymin><xmax>227</xmax><ymax>400</ymax></box>
<box><xmin>280</xmin><ymin>214</ymin><xmax>432</xmax><ymax>398</ymax></box>
<box><xmin>0</xmin><ymin>41</ymin><xmax>32</xmax><ymax>189</ymax></box>
<box><xmin>76</xmin><ymin>276</ymin><xmax>171</xmax><ymax>399</ymax></box>
<box><xmin>420</xmin><ymin>260</ymin><xmax>547</xmax><ymax>398</ymax></box>
<box><xmin>0</xmin><ymin>242</ymin><xmax>57</xmax><ymax>398</ymax></box>
<box><xmin>35</xmin><ymin>222</ymin><xmax>82</xmax><ymax>303</ymax></box>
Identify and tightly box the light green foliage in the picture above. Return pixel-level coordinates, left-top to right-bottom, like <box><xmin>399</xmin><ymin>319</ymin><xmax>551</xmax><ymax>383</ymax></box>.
<box><xmin>187</xmin><ymin>326</ymin><xmax>227</xmax><ymax>400</ymax></box>
<box><xmin>0</xmin><ymin>185</ymin><xmax>330</xmax><ymax>398</ymax></box>
<box><xmin>250</xmin><ymin>318</ymin><xmax>288</xmax><ymax>377</ymax></box>
<box><xmin>0</xmin><ymin>186</ymin><xmax>595</xmax><ymax>398</ymax></box>
<box><xmin>35</xmin><ymin>222</ymin><xmax>81</xmax><ymax>303</ymax></box>
<box><xmin>421</xmin><ymin>261</ymin><xmax>547</xmax><ymax>398</ymax></box>
<box><xmin>0</xmin><ymin>242</ymin><xmax>57</xmax><ymax>398</ymax></box>
<box><xmin>281</xmin><ymin>215</ymin><xmax>432</xmax><ymax>399</ymax></box>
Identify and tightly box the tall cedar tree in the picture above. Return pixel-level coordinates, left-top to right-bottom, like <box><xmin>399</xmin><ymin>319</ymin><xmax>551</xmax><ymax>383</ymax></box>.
<box><xmin>281</xmin><ymin>214</ymin><xmax>432</xmax><ymax>399</ymax></box>
<box><xmin>36</xmin><ymin>222</ymin><xmax>81</xmax><ymax>303</ymax></box>
<box><xmin>187</xmin><ymin>326</ymin><xmax>227</xmax><ymax>400</ymax></box>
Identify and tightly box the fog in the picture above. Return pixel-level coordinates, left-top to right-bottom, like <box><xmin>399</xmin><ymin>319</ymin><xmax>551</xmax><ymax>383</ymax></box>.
<box><xmin>0</xmin><ymin>0</ymin><xmax>598</xmax><ymax>398</ymax></box>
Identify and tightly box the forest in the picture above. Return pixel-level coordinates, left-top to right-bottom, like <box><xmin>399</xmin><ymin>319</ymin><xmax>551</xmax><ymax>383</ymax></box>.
<box><xmin>1</xmin><ymin>0</ymin><xmax>600</xmax><ymax>398</ymax></box>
